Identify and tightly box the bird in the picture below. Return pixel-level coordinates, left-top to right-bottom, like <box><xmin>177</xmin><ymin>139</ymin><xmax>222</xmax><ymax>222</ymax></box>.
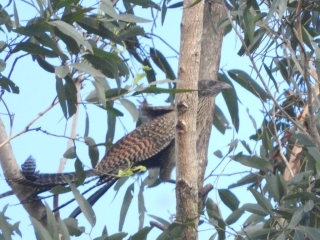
<box><xmin>1</xmin><ymin>80</ymin><xmax>231</xmax><ymax>215</ymax></box>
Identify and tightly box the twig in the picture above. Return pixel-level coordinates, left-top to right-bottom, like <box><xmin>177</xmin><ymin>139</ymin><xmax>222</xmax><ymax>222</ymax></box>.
<box><xmin>0</xmin><ymin>90</ymin><xmax>14</xmax><ymax>136</ymax></box>
<box><xmin>0</xmin><ymin>100</ymin><xmax>59</xmax><ymax>149</ymax></box>
<box><xmin>271</xmin><ymin>105</ymin><xmax>294</xmax><ymax>178</ymax></box>
<box><xmin>224</xmin><ymin>5</ymin><xmax>308</xmax><ymax>136</ymax></box>
<box><xmin>8</xmin><ymin>53</ymin><xmax>29</xmax><ymax>79</ymax></box>
<box><xmin>36</xmin><ymin>128</ymin><xmax>84</xmax><ymax>142</ymax></box>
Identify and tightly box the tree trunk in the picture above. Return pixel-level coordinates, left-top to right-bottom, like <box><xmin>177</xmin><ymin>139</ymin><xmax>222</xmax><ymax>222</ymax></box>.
<box><xmin>175</xmin><ymin>0</ymin><xmax>204</xmax><ymax>239</ymax></box>
<box><xmin>197</xmin><ymin>0</ymin><xmax>225</xmax><ymax>210</ymax></box>
<box><xmin>0</xmin><ymin>118</ymin><xmax>47</xmax><ymax>226</ymax></box>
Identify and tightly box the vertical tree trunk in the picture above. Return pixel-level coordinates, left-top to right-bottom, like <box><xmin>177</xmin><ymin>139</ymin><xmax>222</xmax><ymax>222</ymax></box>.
<box><xmin>175</xmin><ymin>0</ymin><xmax>204</xmax><ymax>239</ymax></box>
<box><xmin>197</xmin><ymin>0</ymin><xmax>225</xmax><ymax>210</ymax></box>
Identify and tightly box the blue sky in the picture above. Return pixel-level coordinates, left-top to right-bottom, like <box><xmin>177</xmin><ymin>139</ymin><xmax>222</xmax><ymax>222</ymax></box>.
<box><xmin>0</xmin><ymin>1</ymin><xmax>265</xmax><ymax>239</ymax></box>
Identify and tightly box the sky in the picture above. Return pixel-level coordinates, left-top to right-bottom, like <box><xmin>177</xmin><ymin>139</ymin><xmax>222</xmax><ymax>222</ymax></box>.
<box><xmin>0</xmin><ymin>0</ymin><xmax>266</xmax><ymax>239</ymax></box>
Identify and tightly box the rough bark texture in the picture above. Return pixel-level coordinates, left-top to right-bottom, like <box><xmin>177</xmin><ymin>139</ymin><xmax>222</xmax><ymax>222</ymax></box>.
<box><xmin>197</xmin><ymin>0</ymin><xmax>225</xmax><ymax>210</ymax></box>
<box><xmin>176</xmin><ymin>0</ymin><xmax>204</xmax><ymax>238</ymax></box>
<box><xmin>0</xmin><ymin>118</ymin><xmax>47</xmax><ymax>226</ymax></box>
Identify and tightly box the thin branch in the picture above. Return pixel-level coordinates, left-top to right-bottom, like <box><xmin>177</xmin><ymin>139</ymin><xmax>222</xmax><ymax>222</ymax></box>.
<box><xmin>8</xmin><ymin>53</ymin><xmax>29</xmax><ymax>79</ymax></box>
<box><xmin>147</xmin><ymin>33</ymin><xmax>179</xmax><ymax>55</ymax></box>
<box><xmin>36</xmin><ymin>128</ymin><xmax>84</xmax><ymax>142</ymax></box>
<box><xmin>224</xmin><ymin>5</ymin><xmax>309</xmax><ymax>136</ymax></box>
<box><xmin>0</xmin><ymin>100</ymin><xmax>59</xmax><ymax>149</ymax></box>
<box><xmin>272</xmin><ymin>105</ymin><xmax>294</xmax><ymax>178</ymax></box>
<box><xmin>0</xmin><ymin>90</ymin><xmax>14</xmax><ymax>136</ymax></box>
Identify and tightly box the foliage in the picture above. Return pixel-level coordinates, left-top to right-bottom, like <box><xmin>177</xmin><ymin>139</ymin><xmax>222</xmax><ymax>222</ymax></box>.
<box><xmin>1</xmin><ymin>0</ymin><xmax>320</xmax><ymax>239</ymax></box>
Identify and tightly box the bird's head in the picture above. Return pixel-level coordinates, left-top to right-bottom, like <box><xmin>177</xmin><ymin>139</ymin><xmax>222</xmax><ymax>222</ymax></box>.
<box><xmin>198</xmin><ymin>80</ymin><xmax>231</xmax><ymax>97</ymax></box>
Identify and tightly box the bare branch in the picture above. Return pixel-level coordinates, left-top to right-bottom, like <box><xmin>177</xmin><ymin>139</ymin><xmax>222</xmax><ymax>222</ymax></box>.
<box><xmin>0</xmin><ymin>100</ymin><xmax>59</xmax><ymax>149</ymax></box>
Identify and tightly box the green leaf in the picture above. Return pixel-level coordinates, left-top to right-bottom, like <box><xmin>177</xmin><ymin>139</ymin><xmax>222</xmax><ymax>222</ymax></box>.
<box><xmin>264</xmin><ymin>0</ymin><xmax>280</xmax><ymax>23</ymax></box>
<box><xmin>266</xmin><ymin>173</ymin><xmax>280</xmax><ymax>202</ymax></box>
<box><xmin>36</xmin><ymin>56</ymin><xmax>55</xmax><ymax>73</ymax></box>
<box><xmin>77</xmin><ymin>17</ymin><xmax>121</xmax><ymax>44</ymax></box>
<box><xmin>58</xmin><ymin>219</ymin><xmax>70</xmax><ymax>240</ymax></box>
<box><xmin>68</xmin><ymin>181</ymin><xmax>96</xmax><ymax>227</ymax></box>
<box><xmin>125</xmin><ymin>0</ymin><xmax>161</xmax><ymax>10</ymax></box>
<box><xmin>93</xmin><ymin>48</ymin><xmax>122</xmax><ymax>61</ymax></box>
<box><xmin>300</xmin><ymin>226</ymin><xmax>320</xmax><ymax>240</ymax></box>
<box><xmin>242</xmin><ymin>203</ymin><xmax>268</xmax><ymax>216</ymax></box>
<box><xmin>119</xmin><ymin>183</ymin><xmax>134</xmax><ymax>231</ymax></box>
<box><xmin>63</xmin><ymin>147</ymin><xmax>77</xmax><ymax>159</ymax></box>
<box><xmin>0</xmin><ymin>75</ymin><xmax>19</xmax><ymax>93</ymax></box>
<box><xmin>133</xmin><ymin>73</ymin><xmax>146</xmax><ymax>86</ymax></box>
<box><xmin>287</xmin><ymin>206</ymin><xmax>304</xmax><ymax>229</ymax></box>
<box><xmin>45</xmin><ymin>203</ymin><xmax>59</xmax><ymax>240</ymax></box>
<box><xmin>63</xmin><ymin>218</ymin><xmax>85</xmax><ymax>236</ymax></box>
<box><xmin>30</xmin><ymin>217</ymin><xmax>53</xmax><ymax>240</ymax></box>
<box><xmin>131</xmin><ymin>226</ymin><xmax>153</xmax><ymax>240</ymax></box>
<box><xmin>291</xmin><ymin>133</ymin><xmax>315</xmax><ymax>147</ymax></box>
<box><xmin>240</xmin><ymin>140</ymin><xmax>252</xmax><ymax>155</ymax></box>
<box><xmin>233</xmin><ymin>152</ymin><xmax>273</xmax><ymax>172</ymax></box>
<box><xmin>70</xmin><ymin>63</ymin><xmax>106</xmax><ymax>78</ymax></box>
<box><xmin>218</xmin><ymin>72</ymin><xmax>239</xmax><ymax>132</ymax></box>
<box><xmin>100</xmin><ymin>2</ymin><xmax>151</xmax><ymax>23</ymax></box>
<box><xmin>13</xmin><ymin>22</ymin><xmax>52</xmax><ymax>36</ymax></box>
<box><xmin>213</xmin><ymin>104</ymin><xmax>230</xmax><ymax>134</ymax></box>
<box><xmin>156</xmin><ymin>223</ymin><xmax>186</xmax><ymax>240</ymax></box>
<box><xmin>249</xmin><ymin>188</ymin><xmax>272</xmax><ymax>213</ymax></box>
<box><xmin>12</xmin><ymin>42</ymin><xmax>58</xmax><ymax>57</ymax></box>
<box><xmin>150</xmin><ymin>48</ymin><xmax>176</xmax><ymax>80</ymax></box>
<box><xmin>49</xmin><ymin>20</ymin><xmax>93</xmax><ymax>53</ymax></box>
<box><xmin>74</xmin><ymin>158</ymin><xmax>85</xmax><ymax>184</ymax></box>
<box><xmin>278</xmin><ymin>0</ymin><xmax>287</xmax><ymax>21</ymax></box>
<box><xmin>0</xmin><ymin>208</ymin><xmax>13</xmax><ymax>240</ymax></box>
<box><xmin>54</xmin><ymin>27</ymin><xmax>80</xmax><ymax>54</ymax></box>
<box><xmin>13</xmin><ymin>1</ymin><xmax>20</xmax><ymax>28</ymax></box>
<box><xmin>304</xmin><ymin>200</ymin><xmax>314</xmax><ymax>212</ymax></box>
<box><xmin>241</xmin><ymin>225</ymin><xmax>276</xmax><ymax>239</ymax></box>
<box><xmin>84</xmin><ymin>137</ymin><xmax>99</xmax><ymax>168</ymax></box>
<box><xmin>55</xmin><ymin>65</ymin><xmax>69</xmax><ymax>78</ymax></box>
<box><xmin>274</xmin><ymin>58</ymin><xmax>289</xmax><ymax>82</ymax></box>
<box><xmin>186</xmin><ymin>0</ymin><xmax>202</xmax><ymax>8</ymax></box>
<box><xmin>56</xmin><ymin>76</ymin><xmax>68</xmax><ymax>119</ymax></box>
<box><xmin>106</xmin><ymin>232</ymin><xmax>128</xmax><ymax>240</ymax></box>
<box><xmin>229</xmin><ymin>172</ymin><xmax>259</xmax><ymax>189</ymax></box>
<box><xmin>83</xmin><ymin>54</ymin><xmax>124</xmax><ymax>80</ymax></box>
<box><xmin>243</xmin><ymin>6</ymin><xmax>254</xmax><ymax>44</ymax></box>
<box><xmin>225</xmin><ymin>208</ymin><xmax>244</xmax><ymax>225</ymax></box>
<box><xmin>227</xmin><ymin>69</ymin><xmax>269</xmax><ymax>101</ymax></box>
<box><xmin>133</xmin><ymin>86</ymin><xmax>194</xmax><ymax>95</ymax></box>
<box><xmin>263</xmin><ymin>63</ymin><xmax>278</xmax><ymax>92</ymax></box>
<box><xmin>119</xmin><ymin>99</ymin><xmax>139</xmax><ymax>122</ymax></box>
<box><xmin>167</xmin><ymin>2</ymin><xmax>183</xmax><ymax>8</ymax></box>
<box><xmin>218</xmin><ymin>189</ymin><xmax>240</xmax><ymax>211</ymax></box>
<box><xmin>161</xmin><ymin>0</ymin><xmax>167</xmax><ymax>25</ymax></box>
<box><xmin>34</xmin><ymin>33</ymin><xmax>68</xmax><ymax>61</ymax></box>
<box><xmin>213</xmin><ymin>150</ymin><xmax>223</xmax><ymax>158</ymax></box>
<box><xmin>0</xmin><ymin>52</ymin><xmax>7</xmax><ymax>66</ymax></box>
<box><xmin>0</xmin><ymin>41</ymin><xmax>7</xmax><ymax>53</ymax></box>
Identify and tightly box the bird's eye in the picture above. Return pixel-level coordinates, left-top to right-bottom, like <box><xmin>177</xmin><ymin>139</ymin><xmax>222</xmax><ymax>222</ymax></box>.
<box><xmin>208</xmin><ymin>81</ymin><xmax>215</xmax><ymax>86</ymax></box>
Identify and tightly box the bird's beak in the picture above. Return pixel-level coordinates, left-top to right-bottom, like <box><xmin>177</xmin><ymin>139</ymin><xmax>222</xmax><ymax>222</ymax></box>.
<box><xmin>218</xmin><ymin>82</ymin><xmax>232</xmax><ymax>90</ymax></box>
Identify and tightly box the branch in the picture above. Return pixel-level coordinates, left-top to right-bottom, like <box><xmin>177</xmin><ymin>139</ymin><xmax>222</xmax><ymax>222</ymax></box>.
<box><xmin>0</xmin><ymin>118</ymin><xmax>47</xmax><ymax>225</ymax></box>
<box><xmin>271</xmin><ymin>106</ymin><xmax>294</xmax><ymax>178</ymax></box>
<box><xmin>224</xmin><ymin>5</ymin><xmax>309</xmax><ymax>136</ymax></box>
<box><xmin>0</xmin><ymin>100</ymin><xmax>59</xmax><ymax>149</ymax></box>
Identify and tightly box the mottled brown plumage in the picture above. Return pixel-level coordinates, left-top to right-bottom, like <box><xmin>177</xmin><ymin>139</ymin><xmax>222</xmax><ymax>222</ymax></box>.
<box><xmin>2</xmin><ymin>80</ymin><xmax>230</xmax><ymax>198</ymax></box>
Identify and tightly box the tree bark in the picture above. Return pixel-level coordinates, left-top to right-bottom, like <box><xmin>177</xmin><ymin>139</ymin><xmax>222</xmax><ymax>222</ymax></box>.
<box><xmin>197</xmin><ymin>0</ymin><xmax>225</xmax><ymax>210</ymax></box>
<box><xmin>175</xmin><ymin>0</ymin><xmax>204</xmax><ymax>239</ymax></box>
<box><xmin>0</xmin><ymin>118</ymin><xmax>47</xmax><ymax>226</ymax></box>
